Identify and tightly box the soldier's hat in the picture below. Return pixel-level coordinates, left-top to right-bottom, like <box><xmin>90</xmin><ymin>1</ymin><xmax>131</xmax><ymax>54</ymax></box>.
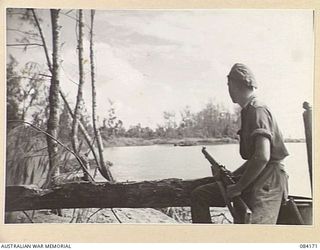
<box><xmin>227</xmin><ymin>63</ymin><xmax>257</xmax><ymax>89</ymax></box>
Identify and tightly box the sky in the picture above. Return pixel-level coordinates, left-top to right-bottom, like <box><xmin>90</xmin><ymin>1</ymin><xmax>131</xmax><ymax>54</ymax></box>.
<box><xmin>6</xmin><ymin>9</ymin><xmax>314</xmax><ymax>138</ymax></box>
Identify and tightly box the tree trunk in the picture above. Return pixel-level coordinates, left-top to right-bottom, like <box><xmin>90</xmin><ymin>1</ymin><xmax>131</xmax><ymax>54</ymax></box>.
<box><xmin>60</xmin><ymin>91</ymin><xmax>100</xmax><ymax>169</ymax></box>
<box><xmin>5</xmin><ymin>177</ymin><xmax>215</xmax><ymax>211</ymax></box>
<box><xmin>90</xmin><ymin>10</ymin><xmax>114</xmax><ymax>182</ymax></box>
<box><xmin>45</xmin><ymin>9</ymin><xmax>61</xmax><ymax>188</ymax></box>
<box><xmin>31</xmin><ymin>9</ymin><xmax>100</xmax><ymax>172</ymax></box>
<box><xmin>71</xmin><ymin>9</ymin><xmax>85</xmax><ymax>154</ymax></box>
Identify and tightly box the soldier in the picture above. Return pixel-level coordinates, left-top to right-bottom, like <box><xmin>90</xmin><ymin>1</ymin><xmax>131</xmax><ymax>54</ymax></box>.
<box><xmin>191</xmin><ymin>63</ymin><xmax>289</xmax><ymax>224</ymax></box>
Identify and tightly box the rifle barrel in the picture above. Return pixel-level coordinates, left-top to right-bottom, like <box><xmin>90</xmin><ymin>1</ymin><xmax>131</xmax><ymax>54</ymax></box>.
<box><xmin>201</xmin><ymin>147</ymin><xmax>221</xmax><ymax>167</ymax></box>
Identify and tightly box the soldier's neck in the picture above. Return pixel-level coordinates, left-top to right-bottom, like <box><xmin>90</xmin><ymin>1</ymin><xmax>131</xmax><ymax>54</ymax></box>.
<box><xmin>238</xmin><ymin>93</ymin><xmax>256</xmax><ymax>108</ymax></box>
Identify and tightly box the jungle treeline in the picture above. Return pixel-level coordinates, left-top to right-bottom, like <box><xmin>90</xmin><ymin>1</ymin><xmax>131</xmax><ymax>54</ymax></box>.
<box><xmin>8</xmin><ymin>54</ymin><xmax>241</xmax><ymax>141</ymax></box>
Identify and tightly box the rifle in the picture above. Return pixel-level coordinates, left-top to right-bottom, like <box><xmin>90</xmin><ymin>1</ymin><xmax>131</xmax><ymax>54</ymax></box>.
<box><xmin>201</xmin><ymin>146</ymin><xmax>252</xmax><ymax>224</ymax></box>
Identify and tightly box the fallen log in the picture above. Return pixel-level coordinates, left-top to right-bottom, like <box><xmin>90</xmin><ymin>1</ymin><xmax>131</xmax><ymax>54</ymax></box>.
<box><xmin>6</xmin><ymin>177</ymin><xmax>215</xmax><ymax>212</ymax></box>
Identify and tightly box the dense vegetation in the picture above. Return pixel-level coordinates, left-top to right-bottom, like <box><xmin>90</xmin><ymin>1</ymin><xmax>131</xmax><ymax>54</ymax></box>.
<box><xmin>7</xmin><ymin>55</ymin><xmax>241</xmax><ymax>141</ymax></box>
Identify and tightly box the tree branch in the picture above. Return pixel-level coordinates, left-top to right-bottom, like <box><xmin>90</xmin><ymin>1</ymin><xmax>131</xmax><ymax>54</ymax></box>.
<box><xmin>60</xmin><ymin>11</ymin><xmax>91</xmax><ymax>29</ymax></box>
<box><xmin>86</xmin><ymin>208</ymin><xmax>103</xmax><ymax>223</ymax></box>
<box><xmin>59</xmin><ymin>90</ymin><xmax>101</xmax><ymax>172</ymax></box>
<box><xmin>7</xmin><ymin>43</ymin><xmax>43</xmax><ymax>47</ymax></box>
<box><xmin>22</xmin><ymin>211</ymin><xmax>34</xmax><ymax>223</ymax></box>
<box><xmin>31</xmin><ymin>9</ymin><xmax>53</xmax><ymax>73</ymax></box>
<box><xmin>7</xmin><ymin>28</ymin><xmax>38</xmax><ymax>37</ymax></box>
<box><xmin>8</xmin><ymin>76</ymin><xmax>48</xmax><ymax>81</ymax></box>
<box><xmin>7</xmin><ymin>120</ymin><xmax>95</xmax><ymax>183</ymax></box>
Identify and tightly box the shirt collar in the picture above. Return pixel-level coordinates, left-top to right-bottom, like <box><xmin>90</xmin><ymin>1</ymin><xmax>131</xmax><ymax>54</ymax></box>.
<box><xmin>242</xmin><ymin>94</ymin><xmax>256</xmax><ymax>110</ymax></box>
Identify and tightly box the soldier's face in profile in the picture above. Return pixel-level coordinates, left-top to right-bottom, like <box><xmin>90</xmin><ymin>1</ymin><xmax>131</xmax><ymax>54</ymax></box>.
<box><xmin>227</xmin><ymin>78</ymin><xmax>237</xmax><ymax>103</ymax></box>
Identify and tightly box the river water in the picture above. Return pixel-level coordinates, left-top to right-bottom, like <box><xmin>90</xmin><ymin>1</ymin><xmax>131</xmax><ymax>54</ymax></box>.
<box><xmin>101</xmin><ymin>143</ymin><xmax>311</xmax><ymax>198</ymax></box>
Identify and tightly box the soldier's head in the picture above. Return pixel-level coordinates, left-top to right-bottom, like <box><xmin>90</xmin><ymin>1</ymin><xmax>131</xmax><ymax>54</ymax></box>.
<box><xmin>227</xmin><ymin>63</ymin><xmax>257</xmax><ymax>106</ymax></box>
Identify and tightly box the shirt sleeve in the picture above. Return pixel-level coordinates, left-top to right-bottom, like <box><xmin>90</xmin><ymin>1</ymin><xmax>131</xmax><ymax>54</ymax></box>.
<box><xmin>249</xmin><ymin>107</ymin><xmax>273</xmax><ymax>141</ymax></box>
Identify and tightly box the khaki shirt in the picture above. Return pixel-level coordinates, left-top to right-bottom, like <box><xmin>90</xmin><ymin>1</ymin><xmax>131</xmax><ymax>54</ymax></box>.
<box><xmin>238</xmin><ymin>96</ymin><xmax>289</xmax><ymax>161</ymax></box>
<box><xmin>238</xmin><ymin>96</ymin><xmax>289</xmax><ymax>224</ymax></box>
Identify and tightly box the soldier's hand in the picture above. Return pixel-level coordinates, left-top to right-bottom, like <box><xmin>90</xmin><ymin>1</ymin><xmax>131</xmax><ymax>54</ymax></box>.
<box><xmin>226</xmin><ymin>184</ymin><xmax>242</xmax><ymax>199</ymax></box>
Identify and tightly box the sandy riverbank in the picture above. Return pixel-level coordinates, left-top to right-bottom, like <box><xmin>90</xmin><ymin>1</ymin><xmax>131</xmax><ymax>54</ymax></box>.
<box><xmin>6</xmin><ymin>207</ymin><xmax>232</xmax><ymax>224</ymax></box>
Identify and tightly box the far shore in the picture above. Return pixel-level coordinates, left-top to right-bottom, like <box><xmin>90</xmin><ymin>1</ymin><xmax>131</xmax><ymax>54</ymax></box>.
<box><xmin>103</xmin><ymin>137</ymin><xmax>305</xmax><ymax>148</ymax></box>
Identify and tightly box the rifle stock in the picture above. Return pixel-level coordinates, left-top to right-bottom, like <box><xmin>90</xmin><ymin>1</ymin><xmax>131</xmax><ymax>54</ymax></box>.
<box><xmin>201</xmin><ymin>147</ymin><xmax>252</xmax><ymax>224</ymax></box>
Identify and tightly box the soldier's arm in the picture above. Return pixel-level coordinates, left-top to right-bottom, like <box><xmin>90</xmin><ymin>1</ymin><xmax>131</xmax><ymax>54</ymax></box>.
<box><xmin>227</xmin><ymin>135</ymin><xmax>270</xmax><ymax>198</ymax></box>
<box><xmin>232</xmin><ymin>161</ymin><xmax>248</xmax><ymax>177</ymax></box>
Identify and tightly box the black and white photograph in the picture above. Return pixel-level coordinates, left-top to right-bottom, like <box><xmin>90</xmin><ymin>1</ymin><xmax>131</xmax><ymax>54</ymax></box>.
<box><xmin>5</xmin><ymin>8</ymin><xmax>313</xmax><ymax>226</ymax></box>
